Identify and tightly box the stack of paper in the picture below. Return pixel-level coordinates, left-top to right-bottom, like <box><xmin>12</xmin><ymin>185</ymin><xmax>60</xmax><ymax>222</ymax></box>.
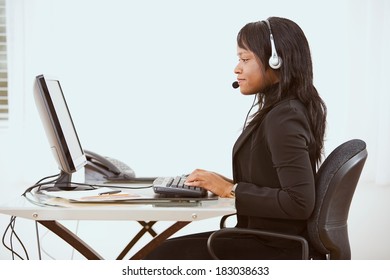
<box><xmin>41</xmin><ymin>187</ymin><xmax>144</xmax><ymax>202</ymax></box>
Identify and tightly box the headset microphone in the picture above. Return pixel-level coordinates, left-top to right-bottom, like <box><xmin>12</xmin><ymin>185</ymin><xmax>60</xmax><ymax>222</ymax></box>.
<box><xmin>232</xmin><ymin>81</ymin><xmax>239</xmax><ymax>89</ymax></box>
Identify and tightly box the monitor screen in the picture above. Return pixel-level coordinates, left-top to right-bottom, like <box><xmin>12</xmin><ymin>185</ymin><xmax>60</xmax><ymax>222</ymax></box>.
<box><xmin>34</xmin><ymin>74</ymin><xmax>87</xmax><ymax>190</ymax></box>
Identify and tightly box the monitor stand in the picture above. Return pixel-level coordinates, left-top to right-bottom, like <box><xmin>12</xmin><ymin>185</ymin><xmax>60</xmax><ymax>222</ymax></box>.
<box><xmin>40</xmin><ymin>171</ymin><xmax>94</xmax><ymax>192</ymax></box>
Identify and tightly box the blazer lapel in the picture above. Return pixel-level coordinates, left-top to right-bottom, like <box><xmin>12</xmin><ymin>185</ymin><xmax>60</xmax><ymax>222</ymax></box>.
<box><xmin>232</xmin><ymin>124</ymin><xmax>257</xmax><ymax>159</ymax></box>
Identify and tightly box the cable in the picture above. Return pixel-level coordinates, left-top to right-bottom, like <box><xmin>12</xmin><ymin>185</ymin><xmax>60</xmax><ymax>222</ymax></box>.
<box><xmin>1</xmin><ymin>216</ymin><xmax>29</xmax><ymax>260</ymax></box>
<box><xmin>10</xmin><ymin>216</ymin><xmax>29</xmax><ymax>260</ymax></box>
<box><xmin>87</xmin><ymin>182</ymin><xmax>153</xmax><ymax>190</ymax></box>
<box><xmin>71</xmin><ymin>221</ymin><xmax>80</xmax><ymax>260</ymax></box>
<box><xmin>1</xmin><ymin>216</ymin><xmax>17</xmax><ymax>259</ymax></box>
<box><xmin>21</xmin><ymin>172</ymin><xmax>61</xmax><ymax>196</ymax></box>
<box><xmin>22</xmin><ymin>173</ymin><xmax>153</xmax><ymax>197</ymax></box>
<box><xmin>10</xmin><ymin>173</ymin><xmax>153</xmax><ymax>260</ymax></box>
<box><xmin>39</xmin><ymin>228</ymin><xmax>56</xmax><ymax>260</ymax></box>
<box><xmin>242</xmin><ymin>94</ymin><xmax>258</xmax><ymax>131</ymax></box>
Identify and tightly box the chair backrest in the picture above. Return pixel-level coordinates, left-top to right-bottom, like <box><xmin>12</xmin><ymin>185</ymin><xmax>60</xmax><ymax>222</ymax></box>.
<box><xmin>307</xmin><ymin>139</ymin><xmax>367</xmax><ymax>259</ymax></box>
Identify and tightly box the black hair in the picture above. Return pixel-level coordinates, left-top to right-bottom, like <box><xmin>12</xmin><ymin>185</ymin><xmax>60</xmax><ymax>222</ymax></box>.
<box><xmin>237</xmin><ymin>17</ymin><xmax>327</xmax><ymax>166</ymax></box>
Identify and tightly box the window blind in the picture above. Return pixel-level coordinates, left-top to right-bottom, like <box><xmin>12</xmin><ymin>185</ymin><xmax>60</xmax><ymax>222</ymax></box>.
<box><xmin>0</xmin><ymin>0</ymin><xmax>7</xmax><ymax>122</ymax></box>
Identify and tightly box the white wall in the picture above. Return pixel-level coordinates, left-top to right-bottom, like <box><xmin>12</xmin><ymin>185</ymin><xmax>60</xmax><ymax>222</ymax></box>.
<box><xmin>1</xmin><ymin>0</ymin><xmax>389</xmax><ymax>260</ymax></box>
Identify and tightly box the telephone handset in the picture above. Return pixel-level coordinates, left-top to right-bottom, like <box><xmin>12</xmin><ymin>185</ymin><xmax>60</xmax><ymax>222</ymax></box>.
<box><xmin>84</xmin><ymin>150</ymin><xmax>156</xmax><ymax>183</ymax></box>
<box><xmin>84</xmin><ymin>149</ymin><xmax>137</xmax><ymax>182</ymax></box>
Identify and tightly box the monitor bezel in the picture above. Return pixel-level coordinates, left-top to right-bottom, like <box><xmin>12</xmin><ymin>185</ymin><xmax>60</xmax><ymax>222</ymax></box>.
<box><xmin>34</xmin><ymin>74</ymin><xmax>87</xmax><ymax>177</ymax></box>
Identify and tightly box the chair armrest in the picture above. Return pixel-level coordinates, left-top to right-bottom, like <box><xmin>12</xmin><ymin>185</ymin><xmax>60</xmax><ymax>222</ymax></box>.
<box><xmin>219</xmin><ymin>213</ymin><xmax>237</xmax><ymax>228</ymax></box>
<box><xmin>207</xmin><ymin>227</ymin><xmax>309</xmax><ymax>260</ymax></box>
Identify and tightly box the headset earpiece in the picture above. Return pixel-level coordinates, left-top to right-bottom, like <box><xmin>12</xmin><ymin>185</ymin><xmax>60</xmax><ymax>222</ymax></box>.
<box><xmin>268</xmin><ymin>34</ymin><xmax>282</xmax><ymax>69</ymax></box>
<box><xmin>263</xmin><ymin>19</ymin><xmax>282</xmax><ymax>69</ymax></box>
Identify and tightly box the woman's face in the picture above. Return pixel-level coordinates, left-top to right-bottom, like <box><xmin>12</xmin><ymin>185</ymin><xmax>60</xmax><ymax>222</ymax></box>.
<box><xmin>234</xmin><ymin>46</ymin><xmax>278</xmax><ymax>95</ymax></box>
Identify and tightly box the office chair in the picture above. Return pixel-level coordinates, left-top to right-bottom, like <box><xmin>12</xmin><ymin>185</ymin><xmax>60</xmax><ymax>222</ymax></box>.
<box><xmin>207</xmin><ymin>139</ymin><xmax>368</xmax><ymax>260</ymax></box>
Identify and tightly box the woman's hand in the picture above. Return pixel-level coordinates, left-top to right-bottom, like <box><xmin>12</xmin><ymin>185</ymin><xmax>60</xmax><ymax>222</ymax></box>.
<box><xmin>185</xmin><ymin>169</ymin><xmax>234</xmax><ymax>198</ymax></box>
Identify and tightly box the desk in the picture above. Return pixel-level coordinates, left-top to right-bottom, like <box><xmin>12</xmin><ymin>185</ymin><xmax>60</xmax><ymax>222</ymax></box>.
<box><xmin>0</xmin><ymin>190</ymin><xmax>235</xmax><ymax>260</ymax></box>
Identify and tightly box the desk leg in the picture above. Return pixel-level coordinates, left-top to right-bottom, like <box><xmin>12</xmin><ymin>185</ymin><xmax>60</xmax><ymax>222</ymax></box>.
<box><xmin>116</xmin><ymin>221</ymin><xmax>157</xmax><ymax>260</ymax></box>
<box><xmin>130</xmin><ymin>221</ymin><xmax>191</xmax><ymax>260</ymax></box>
<box><xmin>39</xmin><ymin>220</ymin><xmax>104</xmax><ymax>260</ymax></box>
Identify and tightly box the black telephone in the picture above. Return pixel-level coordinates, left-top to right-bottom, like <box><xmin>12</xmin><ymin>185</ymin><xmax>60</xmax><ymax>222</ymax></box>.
<box><xmin>84</xmin><ymin>150</ymin><xmax>155</xmax><ymax>183</ymax></box>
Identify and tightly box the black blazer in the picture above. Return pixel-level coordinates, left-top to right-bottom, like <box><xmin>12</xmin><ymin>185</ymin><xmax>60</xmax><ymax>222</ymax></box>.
<box><xmin>233</xmin><ymin>99</ymin><xmax>317</xmax><ymax>238</ymax></box>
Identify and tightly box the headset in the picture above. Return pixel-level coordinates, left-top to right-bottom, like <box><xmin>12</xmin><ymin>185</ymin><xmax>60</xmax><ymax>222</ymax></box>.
<box><xmin>263</xmin><ymin>19</ymin><xmax>282</xmax><ymax>69</ymax></box>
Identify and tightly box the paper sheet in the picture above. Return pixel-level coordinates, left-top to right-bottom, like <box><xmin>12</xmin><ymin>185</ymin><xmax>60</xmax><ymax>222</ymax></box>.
<box><xmin>41</xmin><ymin>187</ymin><xmax>144</xmax><ymax>202</ymax></box>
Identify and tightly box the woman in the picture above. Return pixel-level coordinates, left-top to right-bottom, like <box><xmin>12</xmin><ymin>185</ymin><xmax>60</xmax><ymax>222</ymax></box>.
<box><xmin>145</xmin><ymin>17</ymin><xmax>327</xmax><ymax>259</ymax></box>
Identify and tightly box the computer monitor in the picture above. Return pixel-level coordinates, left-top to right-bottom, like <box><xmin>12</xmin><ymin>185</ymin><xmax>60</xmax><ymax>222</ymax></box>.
<box><xmin>34</xmin><ymin>74</ymin><xmax>87</xmax><ymax>190</ymax></box>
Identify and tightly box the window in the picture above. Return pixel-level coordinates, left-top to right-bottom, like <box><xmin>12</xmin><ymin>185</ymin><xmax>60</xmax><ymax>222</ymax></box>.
<box><xmin>0</xmin><ymin>0</ymin><xmax>7</xmax><ymax>123</ymax></box>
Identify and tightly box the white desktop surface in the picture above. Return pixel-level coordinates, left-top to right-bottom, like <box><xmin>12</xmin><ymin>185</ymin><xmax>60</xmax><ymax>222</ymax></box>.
<box><xmin>0</xmin><ymin>187</ymin><xmax>236</xmax><ymax>259</ymax></box>
<box><xmin>0</xmin><ymin>188</ymin><xmax>236</xmax><ymax>222</ymax></box>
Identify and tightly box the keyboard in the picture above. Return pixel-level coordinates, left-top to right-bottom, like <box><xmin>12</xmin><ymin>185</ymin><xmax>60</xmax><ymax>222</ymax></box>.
<box><xmin>152</xmin><ymin>176</ymin><xmax>208</xmax><ymax>198</ymax></box>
